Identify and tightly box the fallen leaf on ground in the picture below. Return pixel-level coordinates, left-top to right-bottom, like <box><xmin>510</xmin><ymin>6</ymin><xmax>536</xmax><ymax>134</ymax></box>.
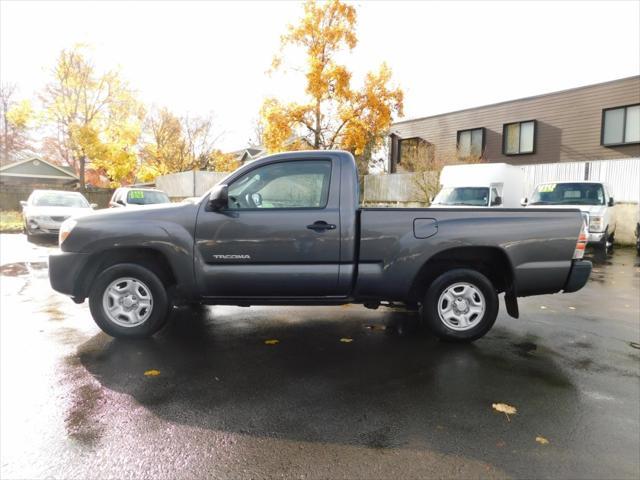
<box><xmin>264</xmin><ymin>339</ymin><xmax>279</xmax><ymax>345</ymax></box>
<box><xmin>340</xmin><ymin>337</ymin><xmax>353</xmax><ymax>343</ymax></box>
<box><xmin>364</xmin><ymin>324</ymin><xmax>386</xmax><ymax>331</ymax></box>
<box><xmin>144</xmin><ymin>369</ymin><xmax>161</xmax><ymax>377</ymax></box>
<box><xmin>536</xmin><ymin>436</ymin><xmax>549</xmax><ymax>445</ymax></box>
<box><xmin>492</xmin><ymin>403</ymin><xmax>517</xmax><ymax>421</ymax></box>
<box><xmin>496</xmin><ymin>440</ymin><xmax>506</xmax><ymax>448</ymax></box>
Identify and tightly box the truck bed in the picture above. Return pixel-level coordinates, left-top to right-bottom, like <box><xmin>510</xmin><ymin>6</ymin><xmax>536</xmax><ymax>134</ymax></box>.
<box><xmin>356</xmin><ymin>207</ymin><xmax>582</xmax><ymax>300</ymax></box>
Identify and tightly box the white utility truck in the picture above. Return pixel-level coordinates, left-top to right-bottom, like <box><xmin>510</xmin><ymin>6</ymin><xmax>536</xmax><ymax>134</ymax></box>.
<box><xmin>523</xmin><ymin>181</ymin><xmax>616</xmax><ymax>252</ymax></box>
<box><xmin>431</xmin><ymin>163</ymin><xmax>525</xmax><ymax>208</ymax></box>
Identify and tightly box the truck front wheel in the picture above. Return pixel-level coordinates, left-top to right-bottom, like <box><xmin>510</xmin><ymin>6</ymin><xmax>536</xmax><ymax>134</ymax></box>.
<box><xmin>421</xmin><ymin>269</ymin><xmax>498</xmax><ymax>342</ymax></box>
<box><xmin>89</xmin><ymin>263</ymin><xmax>170</xmax><ymax>338</ymax></box>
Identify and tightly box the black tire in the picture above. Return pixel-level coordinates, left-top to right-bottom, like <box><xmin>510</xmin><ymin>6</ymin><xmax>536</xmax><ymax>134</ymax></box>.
<box><xmin>421</xmin><ymin>269</ymin><xmax>498</xmax><ymax>342</ymax></box>
<box><xmin>594</xmin><ymin>228</ymin><xmax>612</xmax><ymax>255</ymax></box>
<box><xmin>607</xmin><ymin>231</ymin><xmax>615</xmax><ymax>253</ymax></box>
<box><xmin>89</xmin><ymin>263</ymin><xmax>170</xmax><ymax>338</ymax></box>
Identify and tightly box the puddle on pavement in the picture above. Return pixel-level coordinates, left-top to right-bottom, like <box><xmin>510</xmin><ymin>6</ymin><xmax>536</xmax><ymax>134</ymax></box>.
<box><xmin>64</xmin><ymin>380</ymin><xmax>106</xmax><ymax>445</ymax></box>
<box><xmin>41</xmin><ymin>299</ymin><xmax>66</xmax><ymax>321</ymax></box>
<box><xmin>0</xmin><ymin>261</ymin><xmax>48</xmax><ymax>277</ymax></box>
<box><xmin>512</xmin><ymin>341</ymin><xmax>537</xmax><ymax>357</ymax></box>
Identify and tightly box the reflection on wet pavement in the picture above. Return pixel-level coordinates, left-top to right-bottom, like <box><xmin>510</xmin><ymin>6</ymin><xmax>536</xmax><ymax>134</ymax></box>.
<box><xmin>0</xmin><ymin>261</ymin><xmax>48</xmax><ymax>277</ymax></box>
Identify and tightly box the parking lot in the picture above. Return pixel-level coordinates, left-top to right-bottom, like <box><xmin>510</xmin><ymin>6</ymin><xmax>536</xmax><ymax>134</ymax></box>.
<box><xmin>0</xmin><ymin>233</ymin><xmax>638</xmax><ymax>479</ymax></box>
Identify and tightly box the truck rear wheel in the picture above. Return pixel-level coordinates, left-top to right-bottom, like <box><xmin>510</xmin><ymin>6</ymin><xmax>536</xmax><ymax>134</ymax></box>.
<box><xmin>421</xmin><ymin>269</ymin><xmax>498</xmax><ymax>342</ymax></box>
<box><xmin>89</xmin><ymin>263</ymin><xmax>170</xmax><ymax>338</ymax></box>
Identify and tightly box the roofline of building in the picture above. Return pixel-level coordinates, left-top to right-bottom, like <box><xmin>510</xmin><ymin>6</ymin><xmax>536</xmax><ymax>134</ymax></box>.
<box><xmin>0</xmin><ymin>156</ymin><xmax>79</xmax><ymax>179</ymax></box>
<box><xmin>392</xmin><ymin>75</ymin><xmax>640</xmax><ymax>127</ymax></box>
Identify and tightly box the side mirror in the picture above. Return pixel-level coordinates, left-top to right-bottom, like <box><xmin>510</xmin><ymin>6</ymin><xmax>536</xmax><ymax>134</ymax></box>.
<box><xmin>491</xmin><ymin>196</ymin><xmax>502</xmax><ymax>206</ymax></box>
<box><xmin>90</xmin><ymin>203</ymin><xmax>98</xmax><ymax>209</ymax></box>
<box><xmin>207</xmin><ymin>184</ymin><xmax>228</xmax><ymax>211</ymax></box>
<box><xmin>116</xmin><ymin>199</ymin><xmax>126</xmax><ymax>206</ymax></box>
<box><xmin>520</xmin><ymin>197</ymin><xmax>528</xmax><ymax>207</ymax></box>
<box><xmin>608</xmin><ymin>197</ymin><xmax>615</xmax><ymax>207</ymax></box>
<box><xmin>19</xmin><ymin>200</ymin><xmax>27</xmax><ymax>208</ymax></box>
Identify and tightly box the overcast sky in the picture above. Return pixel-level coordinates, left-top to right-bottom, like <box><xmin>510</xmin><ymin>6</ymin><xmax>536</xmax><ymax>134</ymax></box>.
<box><xmin>1</xmin><ymin>0</ymin><xmax>639</xmax><ymax>150</ymax></box>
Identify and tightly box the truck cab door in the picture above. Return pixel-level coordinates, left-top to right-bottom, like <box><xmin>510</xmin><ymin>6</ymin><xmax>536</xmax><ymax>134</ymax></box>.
<box><xmin>195</xmin><ymin>158</ymin><xmax>343</xmax><ymax>298</ymax></box>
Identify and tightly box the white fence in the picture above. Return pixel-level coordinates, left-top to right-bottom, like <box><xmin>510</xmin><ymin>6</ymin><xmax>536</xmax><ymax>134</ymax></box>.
<box><xmin>156</xmin><ymin>170</ymin><xmax>228</xmax><ymax>198</ymax></box>
<box><xmin>521</xmin><ymin>158</ymin><xmax>640</xmax><ymax>203</ymax></box>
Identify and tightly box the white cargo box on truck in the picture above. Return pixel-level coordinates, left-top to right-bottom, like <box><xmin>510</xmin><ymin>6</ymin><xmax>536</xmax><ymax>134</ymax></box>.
<box><xmin>432</xmin><ymin>163</ymin><xmax>525</xmax><ymax>208</ymax></box>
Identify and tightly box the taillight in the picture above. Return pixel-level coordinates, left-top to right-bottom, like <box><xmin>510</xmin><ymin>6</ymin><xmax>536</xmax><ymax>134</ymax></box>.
<box><xmin>573</xmin><ymin>214</ymin><xmax>588</xmax><ymax>259</ymax></box>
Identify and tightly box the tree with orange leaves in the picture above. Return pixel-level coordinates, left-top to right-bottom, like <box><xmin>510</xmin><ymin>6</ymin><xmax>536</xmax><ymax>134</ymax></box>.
<box><xmin>260</xmin><ymin>0</ymin><xmax>403</xmax><ymax>173</ymax></box>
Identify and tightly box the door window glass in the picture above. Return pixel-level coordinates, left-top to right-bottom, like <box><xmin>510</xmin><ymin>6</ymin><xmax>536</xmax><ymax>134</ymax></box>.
<box><xmin>228</xmin><ymin>160</ymin><xmax>331</xmax><ymax>209</ymax></box>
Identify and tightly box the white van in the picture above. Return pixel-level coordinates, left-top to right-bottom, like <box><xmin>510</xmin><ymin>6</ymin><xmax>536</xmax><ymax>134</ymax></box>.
<box><xmin>431</xmin><ymin>163</ymin><xmax>525</xmax><ymax>208</ymax></box>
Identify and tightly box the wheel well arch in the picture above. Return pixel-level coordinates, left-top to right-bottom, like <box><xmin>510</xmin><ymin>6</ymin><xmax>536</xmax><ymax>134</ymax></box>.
<box><xmin>77</xmin><ymin>247</ymin><xmax>177</xmax><ymax>298</ymax></box>
<box><xmin>408</xmin><ymin>246</ymin><xmax>514</xmax><ymax>303</ymax></box>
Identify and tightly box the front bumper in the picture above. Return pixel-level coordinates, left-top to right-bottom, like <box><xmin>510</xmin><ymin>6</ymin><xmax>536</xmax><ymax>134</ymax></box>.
<box><xmin>587</xmin><ymin>231</ymin><xmax>606</xmax><ymax>243</ymax></box>
<box><xmin>563</xmin><ymin>260</ymin><xmax>592</xmax><ymax>293</ymax></box>
<box><xmin>26</xmin><ymin>218</ymin><xmax>63</xmax><ymax>236</ymax></box>
<box><xmin>49</xmin><ymin>251</ymin><xmax>91</xmax><ymax>300</ymax></box>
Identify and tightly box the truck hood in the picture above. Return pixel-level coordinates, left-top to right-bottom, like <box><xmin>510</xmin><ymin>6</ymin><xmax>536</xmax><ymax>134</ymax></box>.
<box><xmin>528</xmin><ymin>204</ymin><xmax>607</xmax><ymax>216</ymax></box>
<box><xmin>75</xmin><ymin>201</ymin><xmax>197</xmax><ymax>223</ymax></box>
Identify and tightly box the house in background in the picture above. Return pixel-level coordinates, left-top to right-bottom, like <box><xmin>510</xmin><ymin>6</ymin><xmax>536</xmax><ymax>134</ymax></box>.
<box><xmin>388</xmin><ymin>76</ymin><xmax>640</xmax><ymax>172</ymax></box>
<box><xmin>0</xmin><ymin>155</ymin><xmax>79</xmax><ymax>187</ymax></box>
<box><xmin>229</xmin><ymin>137</ymin><xmax>316</xmax><ymax>167</ymax></box>
<box><xmin>230</xmin><ymin>146</ymin><xmax>267</xmax><ymax>166</ymax></box>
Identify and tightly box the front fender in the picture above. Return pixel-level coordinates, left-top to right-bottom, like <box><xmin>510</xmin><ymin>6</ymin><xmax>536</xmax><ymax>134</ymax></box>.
<box><xmin>63</xmin><ymin>219</ymin><xmax>197</xmax><ymax>297</ymax></box>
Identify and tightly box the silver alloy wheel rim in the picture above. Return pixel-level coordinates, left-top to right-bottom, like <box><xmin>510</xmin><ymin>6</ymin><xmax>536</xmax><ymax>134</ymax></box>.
<box><xmin>102</xmin><ymin>277</ymin><xmax>153</xmax><ymax>328</ymax></box>
<box><xmin>437</xmin><ymin>282</ymin><xmax>485</xmax><ymax>331</ymax></box>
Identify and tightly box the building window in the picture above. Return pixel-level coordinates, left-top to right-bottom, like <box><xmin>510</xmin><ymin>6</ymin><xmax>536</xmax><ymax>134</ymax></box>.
<box><xmin>503</xmin><ymin>120</ymin><xmax>536</xmax><ymax>155</ymax></box>
<box><xmin>457</xmin><ymin>128</ymin><xmax>484</xmax><ymax>158</ymax></box>
<box><xmin>602</xmin><ymin>104</ymin><xmax>640</xmax><ymax>146</ymax></box>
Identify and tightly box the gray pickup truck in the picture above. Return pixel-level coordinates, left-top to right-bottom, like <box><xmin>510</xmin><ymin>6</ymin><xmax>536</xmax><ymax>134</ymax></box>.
<box><xmin>49</xmin><ymin>151</ymin><xmax>591</xmax><ymax>342</ymax></box>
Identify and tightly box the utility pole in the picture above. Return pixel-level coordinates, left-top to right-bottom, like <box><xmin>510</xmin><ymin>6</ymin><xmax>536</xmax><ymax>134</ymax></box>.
<box><xmin>79</xmin><ymin>155</ymin><xmax>86</xmax><ymax>191</ymax></box>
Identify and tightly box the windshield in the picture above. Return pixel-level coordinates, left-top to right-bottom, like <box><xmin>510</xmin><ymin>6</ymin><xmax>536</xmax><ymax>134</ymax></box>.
<box><xmin>433</xmin><ymin>187</ymin><xmax>490</xmax><ymax>206</ymax></box>
<box><xmin>32</xmin><ymin>192</ymin><xmax>89</xmax><ymax>208</ymax></box>
<box><xmin>126</xmin><ymin>190</ymin><xmax>170</xmax><ymax>205</ymax></box>
<box><xmin>529</xmin><ymin>183</ymin><xmax>605</xmax><ymax>206</ymax></box>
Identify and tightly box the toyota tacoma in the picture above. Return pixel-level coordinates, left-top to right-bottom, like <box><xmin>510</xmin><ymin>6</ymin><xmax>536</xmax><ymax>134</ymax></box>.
<box><xmin>49</xmin><ymin>151</ymin><xmax>591</xmax><ymax>342</ymax></box>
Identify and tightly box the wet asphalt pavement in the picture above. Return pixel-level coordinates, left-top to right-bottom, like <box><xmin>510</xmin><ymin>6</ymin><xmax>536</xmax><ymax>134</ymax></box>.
<box><xmin>0</xmin><ymin>233</ymin><xmax>639</xmax><ymax>479</ymax></box>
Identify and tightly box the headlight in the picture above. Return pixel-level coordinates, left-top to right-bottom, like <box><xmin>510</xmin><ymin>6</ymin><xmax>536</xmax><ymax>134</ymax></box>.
<box><xmin>29</xmin><ymin>215</ymin><xmax>49</xmax><ymax>222</ymax></box>
<box><xmin>589</xmin><ymin>215</ymin><xmax>604</xmax><ymax>232</ymax></box>
<box><xmin>58</xmin><ymin>218</ymin><xmax>77</xmax><ymax>246</ymax></box>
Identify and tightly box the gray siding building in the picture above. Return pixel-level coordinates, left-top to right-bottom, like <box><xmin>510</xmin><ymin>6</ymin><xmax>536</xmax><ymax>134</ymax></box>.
<box><xmin>388</xmin><ymin>76</ymin><xmax>640</xmax><ymax>172</ymax></box>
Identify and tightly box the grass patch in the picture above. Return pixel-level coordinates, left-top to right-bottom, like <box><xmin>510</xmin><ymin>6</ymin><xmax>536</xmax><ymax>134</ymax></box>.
<box><xmin>0</xmin><ymin>211</ymin><xmax>23</xmax><ymax>233</ymax></box>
